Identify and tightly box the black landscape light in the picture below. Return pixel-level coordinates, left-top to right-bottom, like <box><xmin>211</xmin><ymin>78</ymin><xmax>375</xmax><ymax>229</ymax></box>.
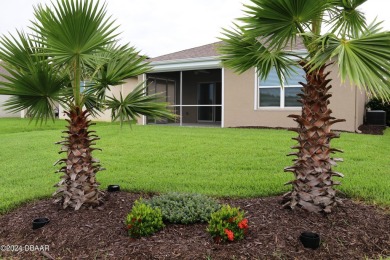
<box><xmin>107</xmin><ymin>185</ymin><xmax>120</xmax><ymax>192</ymax></box>
<box><xmin>32</xmin><ymin>217</ymin><xmax>50</xmax><ymax>230</ymax></box>
<box><xmin>299</xmin><ymin>231</ymin><xmax>320</xmax><ymax>249</ymax></box>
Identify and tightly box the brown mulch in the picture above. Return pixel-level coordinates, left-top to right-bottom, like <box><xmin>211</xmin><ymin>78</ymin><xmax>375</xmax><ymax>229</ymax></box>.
<box><xmin>0</xmin><ymin>192</ymin><xmax>389</xmax><ymax>260</ymax></box>
<box><xmin>358</xmin><ymin>124</ymin><xmax>387</xmax><ymax>135</ymax></box>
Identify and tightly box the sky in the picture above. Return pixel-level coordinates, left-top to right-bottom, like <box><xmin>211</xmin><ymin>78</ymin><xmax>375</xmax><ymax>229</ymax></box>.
<box><xmin>0</xmin><ymin>0</ymin><xmax>389</xmax><ymax>58</ymax></box>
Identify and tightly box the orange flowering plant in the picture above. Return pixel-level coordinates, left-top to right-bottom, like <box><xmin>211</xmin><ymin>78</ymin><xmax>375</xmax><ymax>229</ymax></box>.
<box><xmin>207</xmin><ymin>205</ymin><xmax>248</xmax><ymax>243</ymax></box>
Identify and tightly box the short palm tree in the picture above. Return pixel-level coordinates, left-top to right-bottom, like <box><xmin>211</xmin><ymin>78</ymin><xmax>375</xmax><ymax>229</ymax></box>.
<box><xmin>220</xmin><ymin>0</ymin><xmax>390</xmax><ymax>213</ymax></box>
<box><xmin>0</xmin><ymin>0</ymin><xmax>173</xmax><ymax>210</ymax></box>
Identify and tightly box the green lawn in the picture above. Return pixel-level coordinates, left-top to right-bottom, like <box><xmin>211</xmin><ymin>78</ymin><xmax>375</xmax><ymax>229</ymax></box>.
<box><xmin>0</xmin><ymin>118</ymin><xmax>389</xmax><ymax>214</ymax></box>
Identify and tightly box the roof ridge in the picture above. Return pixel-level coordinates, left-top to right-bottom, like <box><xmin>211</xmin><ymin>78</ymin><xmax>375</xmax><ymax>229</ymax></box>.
<box><xmin>149</xmin><ymin>41</ymin><xmax>222</xmax><ymax>62</ymax></box>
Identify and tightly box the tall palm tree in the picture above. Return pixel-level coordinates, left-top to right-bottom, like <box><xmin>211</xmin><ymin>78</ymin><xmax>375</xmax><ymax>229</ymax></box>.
<box><xmin>0</xmin><ymin>0</ymin><xmax>173</xmax><ymax>210</ymax></box>
<box><xmin>219</xmin><ymin>0</ymin><xmax>390</xmax><ymax>213</ymax></box>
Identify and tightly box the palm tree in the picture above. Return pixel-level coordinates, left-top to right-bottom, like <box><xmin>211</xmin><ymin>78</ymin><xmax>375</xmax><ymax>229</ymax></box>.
<box><xmin>219</xmin><ymin>0</ymin><xmax>390</xmax><ymax>213</ymax></box>
<box><xmin>0</xmin><ymin>0</ymin><xmax>173</xmax><ymax>210</ymax></box>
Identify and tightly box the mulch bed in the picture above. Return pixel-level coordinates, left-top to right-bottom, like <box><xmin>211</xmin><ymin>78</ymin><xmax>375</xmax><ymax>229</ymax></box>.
<box><xmin>358</xmin><ymin>124</ymin><xmax>387</xmax><ymax>135</ymax></box>
<box><xmin>0</xmin><ymin>192</ymin><xmax>389</xmax><ymax>259</ymax></box>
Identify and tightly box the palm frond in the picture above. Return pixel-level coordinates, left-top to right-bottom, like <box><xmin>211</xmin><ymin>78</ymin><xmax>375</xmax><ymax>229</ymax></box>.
<box><xmin>105</xmin><ymin>83</ymin><xmax>176</xmax><ymax>126</ymax></box>
<box><xmin>308</xmin><ymin>22</ymin><xmax>390</xmax><ymax>99</ymax></box>
<box><xmin>326</xmin><ymin>0</ymin><xmax>367</xmax><ymax>38</ymax></box>
<box><xmin>87</xmin><ymin>43</ymin><xmax>151</xmax><ymax>101</ymax></box>
<box><xmin>0</xmin><ymin>32</ymin><xmax>69</xmax><ymax>123</ymax></box>
<box><xmin>31</xmin><ymin>0</ymin><xmax>119</xmax><ymax>66</ymax></box>
<box><xmin>30</xmin><ymin>0</ymin><xmax>120</xmax><ymax>107</ymax></box>
<box><xmin>219</xmin><ymin>25</ymin><xmax>300</xmax><ymax>87</ymax></box>
<box><xmin>305</xmin><ymin>33</ymin><xmax>340</xmax><ymax>70</ymax></box>
<box><xmin>0</xmin><ymin>31</ymin><xmax>43</xmax><ymax>72</ymax></box>
<box><xmin>82</xmin><ymin>87</ymin><xmax>105</xmax><ymax>117</ymax></box>
<box><xmin>240</xmin><ymin>0</ymin><xmax>328</xmax><ymax>49</ymax></box>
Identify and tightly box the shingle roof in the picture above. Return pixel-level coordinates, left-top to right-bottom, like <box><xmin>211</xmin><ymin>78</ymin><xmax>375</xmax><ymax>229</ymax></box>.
<box><xmin>149</xmin><ymin>42</ymin><xmax>222</xmax><ymax>62</ymax></box>
<box><xmin>150</xmin><ymin>39</ymin><xmax>306</xmax><ymax>63</ymax></box>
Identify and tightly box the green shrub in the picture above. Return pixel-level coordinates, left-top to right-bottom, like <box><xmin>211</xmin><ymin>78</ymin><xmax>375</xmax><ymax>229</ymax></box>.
<box><xmin>145</xmin><ymin>193</ymin><xmax>220</xmax><ymax>224</ymax></box>
<box><xmin>125</xmin><ymin>199</ymin><xmax>164</xmax><ymax>238</ymax></box>
<box><xmin>207</xmin><ymin>204</ymin><xmax>248</xmax><ymax>243</ymax></box>
<box><xmin>366</xmin><ymin>97</ymin><xmax>390</xmax><ymax>126</ymax></box>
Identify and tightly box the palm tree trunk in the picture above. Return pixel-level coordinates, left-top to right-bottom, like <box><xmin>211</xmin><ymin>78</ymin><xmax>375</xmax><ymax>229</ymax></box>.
<box><xmin>283</xmin><ymin>63</ymin><xmax>345</xmax><ymax>213</ymax></box>
<box><xmin>53</xmin><ymin>107</ymin><xmax>104</xmax><ymax>210</ymax></box>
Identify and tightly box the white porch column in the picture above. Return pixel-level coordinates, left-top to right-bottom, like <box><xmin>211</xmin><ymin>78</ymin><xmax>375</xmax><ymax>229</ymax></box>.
<box><xmin>142</xmin><ymin>73</ymin><xmax>146</xmax><ymax>125</ymax></box>
<box><xmin>180</xmin><ymin>71</ymin><xmax>183</xmax><ymax>126</ymax></box>
<box><xmin>221</xmin><ymin>68</ymin><xmax>225</xmax><ymax>128</ymax></box>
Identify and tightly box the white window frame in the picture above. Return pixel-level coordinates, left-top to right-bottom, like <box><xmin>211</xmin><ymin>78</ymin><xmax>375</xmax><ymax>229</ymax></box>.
<box><xmin>255</xmin><ymin>68</ymin><xmax>304</xmax><ymax>110</ymax></box>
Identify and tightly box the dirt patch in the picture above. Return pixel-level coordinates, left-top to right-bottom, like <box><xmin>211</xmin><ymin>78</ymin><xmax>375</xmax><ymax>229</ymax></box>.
<box><xmin>0</xmin><ymin>192</ymin><xmax>389</xmax><ymax>259</ymax></box>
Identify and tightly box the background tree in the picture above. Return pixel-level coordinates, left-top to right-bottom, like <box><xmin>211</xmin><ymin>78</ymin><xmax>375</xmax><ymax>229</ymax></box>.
<box><xmin>0</xmin><ymin>0</ymin><xmax>173</xmax><ymax>210</ymax></box>
<box><xmin>219</xmin><ymin>0</ymin><xmax>390</xmax><ymax>213</ymax></box>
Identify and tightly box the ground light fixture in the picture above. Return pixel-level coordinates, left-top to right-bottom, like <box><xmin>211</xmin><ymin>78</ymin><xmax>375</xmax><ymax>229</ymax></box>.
<box><xmin>32</xmin><ymin>217</ymin><xmax>50</xmax><ymax>230</ymax></box>
<box><xmin>107</xmin><ymin>185</ymin><xmax>120</xmax><ymax>192</ymax></box>
<box><xmin>299</xmin><ymin>231</ymin><xmax>320</xmax><ymax>249</ymax></box>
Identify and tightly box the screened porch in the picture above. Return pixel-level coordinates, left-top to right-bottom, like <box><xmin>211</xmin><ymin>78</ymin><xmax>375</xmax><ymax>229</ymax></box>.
<box><xmin>146</xmin><ymin>69</ymin><xmax>222</xmax><ymax>126</ymax></box>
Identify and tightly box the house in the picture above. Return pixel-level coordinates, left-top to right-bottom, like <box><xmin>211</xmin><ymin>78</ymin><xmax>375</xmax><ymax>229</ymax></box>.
<box><xmin>0</xmin><ymin>65</ymin><xmax>20</xmax><ymax>118</ymax></box>
<box><xmin>2</xmin><ymin>42</ymin><xmax>367</xmax><ymax>132</ymax></box>
<box><xmin>141</xmin><ymin>42</ymin><xmax>366</xmax><ymax>132</ymax></box>
<box><xmin>0</xmin><ymin>95</ymin><xmax>18</xmax><ymax>118</ymax></box>
<box><xmin>0</xmin><ymin>62</ymin><xmax>139</xmax><ymax>120</ymax></box>
<box><xmin>57</xmin><ymin>77</ymin><xmax>140</xmax><ymax>121</ymax></box>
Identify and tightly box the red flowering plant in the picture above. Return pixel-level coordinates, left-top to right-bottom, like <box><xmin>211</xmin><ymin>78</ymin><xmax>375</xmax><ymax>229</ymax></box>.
<box><xmin>207</xmin><ymin>204</ymin><xmax>249</xmax><ymax>243</ymax></box>
<box><xmin>125</xmin><ymin>199</ymin><xmax>164</xmax><ymax>238</ymax></box>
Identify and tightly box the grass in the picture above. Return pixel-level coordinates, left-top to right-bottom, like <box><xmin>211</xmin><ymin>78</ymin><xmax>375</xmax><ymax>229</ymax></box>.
<box><xmin>0</xmin><ymin>118</ymin><xmax>389</xmax><ymax>214</ymax></box>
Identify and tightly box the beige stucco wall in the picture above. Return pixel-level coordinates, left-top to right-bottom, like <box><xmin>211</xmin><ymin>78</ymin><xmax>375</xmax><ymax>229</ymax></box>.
<box><xmin>326</xmin><ymin>64</ymin><xmax>366</xmax><ymax>132</ymax></box>
<box><xmin>355</xmin><ymin>83</ymin><xmax>367</xmax><ymax>129</ymax></box>
<box><xmin>59</xmin><ymin>77</ymin><xmax>141</xmax><ymax>123</ymax></box>
<box><xmin>223</xmin><ymin>66</ymin><xmax>365</xmax><ymax>132</ymax></box>
<box><xmin>224</xmin><ymin>68</ymin><xmax>301</xmax><ymax>128</ymax></box>
<box><xmin>0</xmin><ymin>95</ymin><xmax>19</xmax><ymax>117</ymax></box>
<box><xmin>93</xmin><ymin>77</ymin><xmax>139</xmax><ymax>122</ymax></box>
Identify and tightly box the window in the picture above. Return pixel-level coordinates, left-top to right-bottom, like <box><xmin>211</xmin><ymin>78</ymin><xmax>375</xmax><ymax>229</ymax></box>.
<box><xmin>258</xmin><ymin>68</ymin><xmax>305</xmax><ymax>108</ymax></box>
<box><xmin>80</xmin><ymin>81</ymin><xmax>93</xmax><ymax>93</ymax></box>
